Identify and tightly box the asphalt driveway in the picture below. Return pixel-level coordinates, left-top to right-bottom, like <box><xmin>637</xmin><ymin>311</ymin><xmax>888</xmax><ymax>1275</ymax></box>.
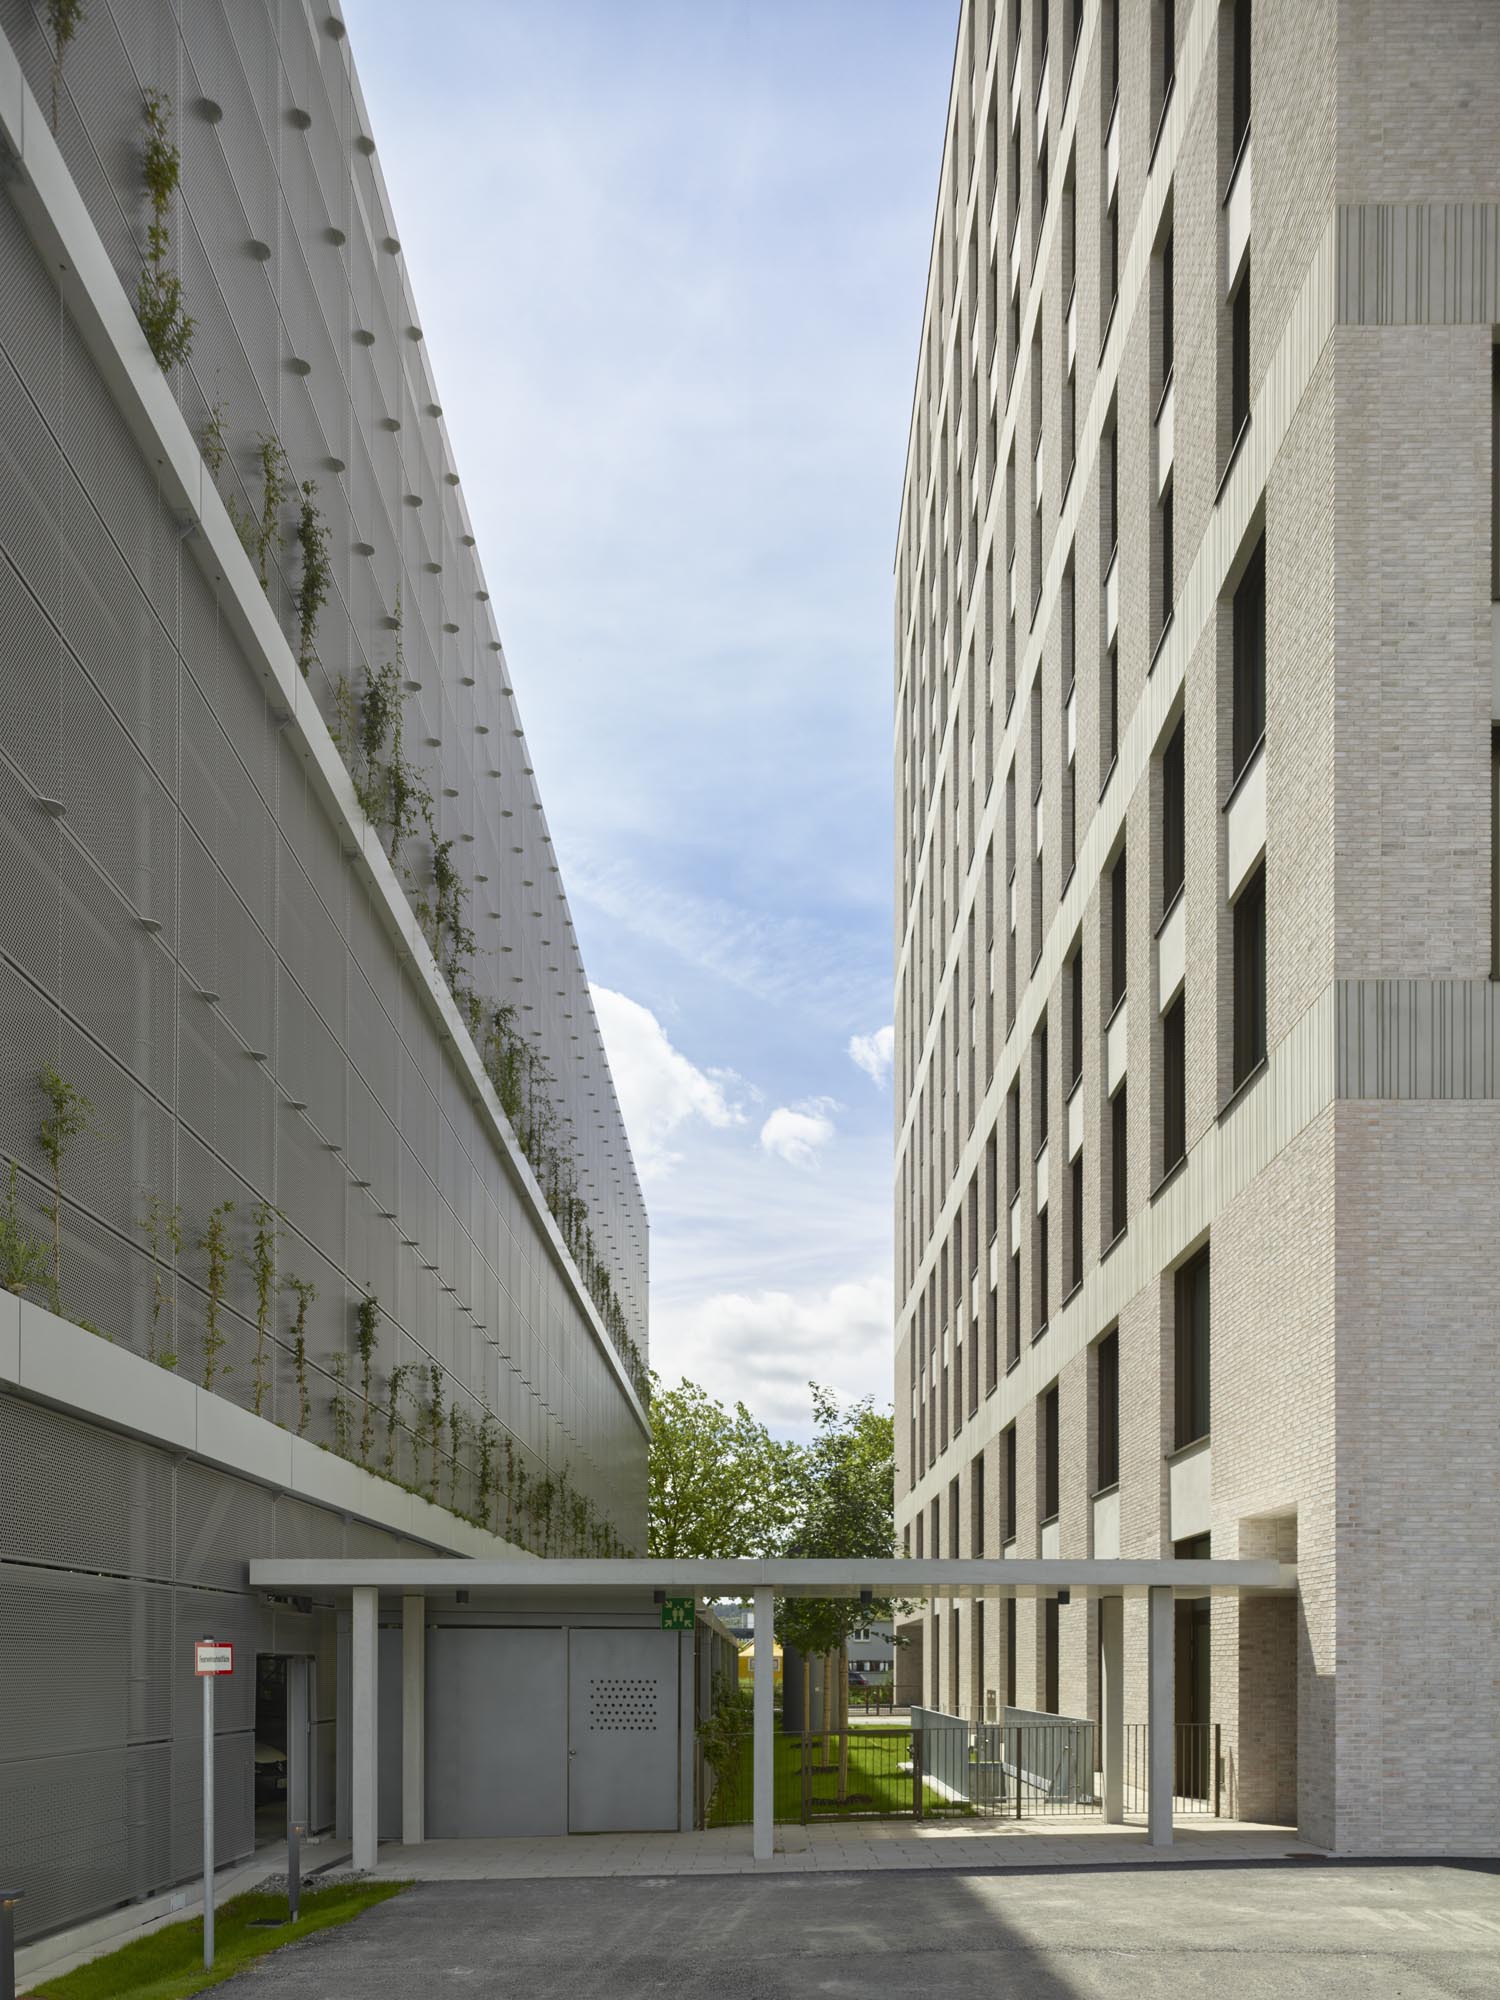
<box><xmin>220</xmin><ymin>1861</ymin><xmax>1500</xmax><ymax>1998</ymax></box>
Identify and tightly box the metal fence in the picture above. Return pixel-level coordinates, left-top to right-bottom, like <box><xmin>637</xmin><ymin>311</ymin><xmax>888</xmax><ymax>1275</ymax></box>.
<box><xmin>702</xmin><ymin>1718</ymin><xmax>1223</xmax><ymax>1827</ymax></box>
<box><xmin>1124</xmin><ymin>1722</ymin><xmax>1221</xmax><ymax>1817</ymax></box>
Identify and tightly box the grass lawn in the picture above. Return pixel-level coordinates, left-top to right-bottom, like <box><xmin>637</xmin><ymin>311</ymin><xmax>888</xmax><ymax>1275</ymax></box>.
<box><xmin>29</xmin><ymin>1881</ymin><xmax>409</xmax><ymax>2000</ymax></box>
<box><xmin>706</xmin><ymin>1729</ymin><xmax>971</xmax><ymax>1827</ymax></box>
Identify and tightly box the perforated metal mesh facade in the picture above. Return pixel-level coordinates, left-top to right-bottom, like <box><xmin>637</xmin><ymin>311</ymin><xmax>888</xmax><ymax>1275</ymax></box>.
<box><xmin>0</xmin><ymin>0</ymin><xmax>647</xmax><ymax>1529</ymax></box>
<box><xmin>0</xmin><ymin>0</ymin><xmax>649</xmax><ymax>1942</ymax></box>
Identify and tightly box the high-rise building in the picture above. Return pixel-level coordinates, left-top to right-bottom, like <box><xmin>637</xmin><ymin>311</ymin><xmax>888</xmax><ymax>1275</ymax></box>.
<box><xmin>892</xmin><ymin>0</ymin><xmax>1500</xmax><ymax>1853</ymax></box>
<box><xmin>0</xmin><ymin>0</ymin><xmax>648</xmax><ymax>1944</ymax></box>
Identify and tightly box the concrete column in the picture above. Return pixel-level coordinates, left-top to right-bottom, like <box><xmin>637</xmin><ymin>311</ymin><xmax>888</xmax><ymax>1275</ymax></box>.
<box><xmin>1100</xmin><ymin>1595</ymin><xmax>1124</xmax><ymax>1823</ymax></box>
<box><xmin>752</xmin><ymin>1586</ymin><xmax>774</xmax><ymax>1862</ymax></box>
<box><xmin>351</xmin><ymin>1586</ymin><xmax>379</xmax><ymax>1871</ymax></box>
<box><xmin>1147</xmin><ymin>1584</ymin><xmax>1174</xmax><ymax>1847</ymax></box>
<box><xmin>401</xmin><ymin>1594</ymin><xmax>424</xmax><ymax>1846</ymax></box>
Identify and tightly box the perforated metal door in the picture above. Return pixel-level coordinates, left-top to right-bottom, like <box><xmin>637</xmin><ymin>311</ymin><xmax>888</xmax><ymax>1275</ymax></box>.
<box><xmin>567</xmin><ymin>1629</ymin><xmax>679</xmax><ymax>1833</ymax></box>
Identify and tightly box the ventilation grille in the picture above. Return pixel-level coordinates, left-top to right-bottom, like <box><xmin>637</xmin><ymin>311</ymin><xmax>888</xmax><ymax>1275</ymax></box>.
<box><xmin>588</xmin><ymin>1677</ymin><xmax>658</xmax><ymax>1733</ymax></box>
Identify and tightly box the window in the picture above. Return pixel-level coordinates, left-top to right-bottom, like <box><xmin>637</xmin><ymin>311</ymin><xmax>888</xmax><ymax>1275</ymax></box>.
<box><xmin>1174</xmin><ymin>1247</ymin><xmax>1211</xmax><ymax>1448</ymax></box>
<box><xmin>1163</xmin><ymin>992</ymin><xmax>1186</xmax><ymax>1173</ymax></box>
<box><xmin>972</xmin><ymin>1452</ymin><xmax>985</xmax><ymax>1558</ymax></box>
<box><xmin>1160</xmin><ymin>487</ymin><xmax>1174</xmax><ymax>628</ymax></box>
<box><xmin>1104</xmin><ymin>642</ymin><xmax>1119</xmax><ymax>770</ymax></box>
<box><xmin>1110</xmin><ymin>847</ymin><xmax>1128</xmax><ymax>1009</ymax></box>
<box><xmin>1007</xmin><ymin>1080</ymin><xmax>1021</xmax><ymax>1192</ymax></box>
<box><xmin>1233</xmin><ymin>862</ymin><xmax>1266</xmax><ymax>1085</ymax></box>
<box><xmin>1035</xmin><ymin>1205</ymin><xmax>1049</xmax><ymax>1334</ymax></box>
<box><xmin>1104</xmin><ymin>194</ymin><xmax>1119</xmax><ymax>326</ymax></box>
<box><xmin>1159</xmin><ymin>0</ymin><xmax>1177</xmax><ymax>104</ymax></box>
<box><xmin>1005</xmin><ymin>1598</ymin><xmax>1018</xmax><ymax>1704</ymax></box>
<box><xmin>1069</xmin><ymin>945</ymin><xmax>1084</xmax><ymax>1085</ymax></box>
<box><xmin>1042</xmin><ymin>1384</ymin><xmax>1060</xmax><ymax>1519</ymax></box>
<box><xmin>1162</xmin><ymin>714</ymin><xmax>1185</xmax><ymax>906</ymax></box>
<box><xmin>1003</xmin><ymin>1424</ymin><xmax>1017</xmax><ymax>1541</ymax></box>
<box><xmin>1231</xmin><ymin>0</ymin><xmax>1252</xmax><ymax>161</ymax></box>
<box><xmin>1008</xmin><ymin>1247</ymin><xmax>1022</xmax><ymax>1367</ymax></box>
<box><xmin>1231</xmin><ymin>268</ymin><xmax>1251</xmax><ymax>439</ymax></box>
<box><xmin>1103</xmin><ymin>417</ymin><xmax>1119</xmax><ymax>558</ymax></box>
<box><xmin>949</xmin><ymin>1476</ymin><xmax>960</xmax><ymax>1558</ymax></box>
<box><xmin>1232</xmin><ymin>535</ymin><xmax>1266</xmax><ymax>778</ymax></box>
<box><xmin>1036</xmin><ymin>1019</ymin><xmax>1049</xmax><ymax>1143</ymax></box>
<box><xmin>1160</xmin><ymin>230</ymin><xmax>1175</xmax><ymax>386</ymax></box>
<box><xmin>1110</xmin><ymin>1086</ymin><xmax>1128</xmax><ymax>1238</ymax></box>
<box><xmin>1044</xmin><ymin>1598</ymin><xmax>1060</xmax><ymax>1712</ymax></box>
<box><xmin>1070</xmin><ymin>1152</ymin><xmax>1084</xmax><ymax>1289</ymax></box>
<box><xmin>1096</xmin><ymin>1330</ymin><xmax>1120</xmax><ymax>1489</ymax></box>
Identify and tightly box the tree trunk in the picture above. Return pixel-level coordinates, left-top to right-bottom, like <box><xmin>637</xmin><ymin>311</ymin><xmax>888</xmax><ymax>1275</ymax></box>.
<box><xmin>836</xmin><ymin>1639</ymin><xmax>850</xmax><ymax>1801</ymax></box>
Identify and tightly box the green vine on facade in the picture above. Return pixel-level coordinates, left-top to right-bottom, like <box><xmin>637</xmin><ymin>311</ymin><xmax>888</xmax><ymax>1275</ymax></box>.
<box><xmin>295</xmin><ymin>481</ymin><xmax>332</xmax><ymax>677</ymax></box>
<box><xmin>46</xmin><ymin>1</ymin><xmax>86</xmax><ymax>135</ymax></box>
<box><xmin>286</xmin><ymin>1274</ymin><xmax>317</xmax><ymax>1436</ymax></box>
<box><xmin>142</xmin><ymin>1190</ymin><xmax>182</xmax><ymax>1369</ymax></box>
<box><xmin>384</xmin><ymin>1362</ymin><xmax>409</xmax><ymax>1479</ymax></box>
<box><xmin>135</xmin><ymin>90</ymin><xmax>194</xmax><ymax>372</ymax></box>
<box><xmin>198</xmin><ymin>1198</ymin><xmax>235</xmax><ymax>1390</ymax></box>
<box><xmin>329</xmin><ymin>1350</ymin><xmax>352</xmax><ymax>1460</ymax></box>
<box><xmin>1</xmin><ymin>1161</ymin><xmax>50</xmax><ymax>1299</ymax></box>
<box><xmin>201</xmin><ymin>400</ymin><xmax>228</xmax><ymax>478</ymax></box>
<box><xmin>249</xmin><ymin>1201</ymin><xmax>282</xmax><ymax>1417</ymax></box>
<box><xmin>355</xmin><ymin>1291</ymin><xmax>380</xmax><ymax>1467</ymax></box>
<box><xmin>37</xmin><ymin>1066</ymin><xmax>95</xmax><ymax>1319</ymax></box>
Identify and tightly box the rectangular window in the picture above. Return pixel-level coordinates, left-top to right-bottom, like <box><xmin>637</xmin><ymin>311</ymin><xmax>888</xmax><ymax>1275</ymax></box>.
<box><xmin>1231</xmin><ymin>268</ymin><xmax>1252</xmax><ymax>440</ymax></box>
<box><xmin>1110</xmin><ymin>1085</ymin><xmax>1128</xmax><ymax>1238</ymax></box>
<box><xmin>1231</xmin><ymin>0</ymin><xmax>1252</xmax><ymax>160</ymax></box>
<box><xmin>1233</xmin><ymin>862</ymin><xmax>1267</xmax><ymax>1085</ymax></box>
<box><xmin>1070</xmin><ymin>1152</ymin><xmax>1084</xmax><ymax>1288</ymax></box>
<box><xmin>1042</xmin><ymin>1384</ymin><xmax>1060</xmax><ymax>1519</ymax></box>
<box><xmin>1003</xmin><ymin>1424</ymin><xmax>1017</xmax><ymax>1541</ymax></box>
<box><xmin>1006</xmin><ymin>1598</ymin><xmax>1018</xmax><ymax>1704</ymax></box>
<box><xmin>1163</xmin><ymin>992</ymin><xmax>1186</xmax><ymax>1173</ymax></box>
<box><xmin>972</xmin><ymin>1451</ymin><xmax>986</xmax><ymax>1558</ymax></box>
<box><xmin>1104</xmin><ymin>418</ymin><xmax>1118</xmax><ymax>557</ymax></box>
<box><xmin>1069</xmin><ymin>946</ymin><xmax>1084</xmax><ymax>1085</ymax></box>
<box><xmin>1174</xmin><ymin>1246</ymin><xmax>1211</xmax><ymax>1448</ymax></box>
<box><xmin>1037</xmin><ymin>1020</ymin><xmax>1050</xmax><ymax>1142</ymax></box>
<box><xmin>1096</xmin><ymin>1329</ymin><xmax>1120</xmax><ymax>1489</ymax></box>
<box><xmin>1161</xmin><ymin>231</ymin><xmax>1174</xmax><ymax>385</ymax></box>
<box><xmin>1232</xmin><ymin>535</ymin><xmax>1266</xmax><ymax>778</ymax></box>
<box><xmin>1035</xmin><ymin>1205</ymin><xmax>1049</xmax><ymax>1334</ymax></box>
<box><xmin>1007</xmin><ymin>1080</ymin><xmax>1021</xmax><ymax>1191</ymax></box>
<box><xmin>1104</xmin><ymin>642</ymin><xmax>1119</xmax><ymax>770</ymax></box>
<box><xmin>1160</xmin><ymin>487</ymin><xmax>1174</xmax><ymax>627</ymax></box>
<box><xmin>949</xmin><ymin>1475</ymin><xmax>960</xmax><ymax>1558</ymax></box>
<box><xmin>1009</xmin><ymin>1247</ymin><xmax>1022</xmax><ymax>1367</ymax></box>
<box><xmin>1044</xmin><ymin>1598</ymin><xmax>1060</xmax><ymax>1712</ymax></box>
<box><xmin>1162</xmin><ymin>714</ymin><xmax>1185</xmax><ymax>906</ymax></box>
<box><xmin>1110</xmin><ymin>847</ymin><xmax>1128</xmax><ymax>1008</ymax></box>
<box><xmin>1161</xmin><ymin>0</ymin><xmax>1176</xmax><ymax>99</ymax></box>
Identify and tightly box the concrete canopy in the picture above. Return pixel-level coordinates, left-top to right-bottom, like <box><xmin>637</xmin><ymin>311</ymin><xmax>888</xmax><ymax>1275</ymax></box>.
<box><xmin>247</xmin><ymin>1556</ymin><xmax>1296</xmax><ymax>1601</ymax></box>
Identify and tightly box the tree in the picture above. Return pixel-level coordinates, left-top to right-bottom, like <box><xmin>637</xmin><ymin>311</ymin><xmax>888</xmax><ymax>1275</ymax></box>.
<box><xmin>777</xmin><ymin>1386</ymin><xmax>896</xmax><ymax>1799</ymax></box>
<box><xmin>647</xmin><ymin>1376</ymin><xmax>803</xmax><ymax>1559</ymax></box>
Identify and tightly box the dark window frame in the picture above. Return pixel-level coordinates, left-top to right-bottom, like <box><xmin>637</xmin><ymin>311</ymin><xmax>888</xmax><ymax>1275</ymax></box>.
<box><xmin>1174</xmin><ymin>1247</ymin><xmax>1211</xmax><ymax>1449</ymax></box>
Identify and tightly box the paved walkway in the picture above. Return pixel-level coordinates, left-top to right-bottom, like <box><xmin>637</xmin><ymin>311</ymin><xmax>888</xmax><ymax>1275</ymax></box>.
<box><xmin>366</xmin><ymin>1815</ymin><xmax>1313</xmax><ymax>1879</ymax></box>
<box><xmin>220</xmin><ymin>1862</ymin><xmax>1500</xmax><ymax>1998</ymax></box>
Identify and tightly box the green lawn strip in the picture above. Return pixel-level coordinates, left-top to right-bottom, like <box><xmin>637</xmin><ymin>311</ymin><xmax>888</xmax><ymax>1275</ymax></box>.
<box><xmin>30</xmin><ymin>1881</ymin><xmax>409</xmax><ymax>2000</ymax></box>
<box><xmin>707</xmin><ymin>1729</ymin><xmax>972</xmax><ymax>1827</ymax></box>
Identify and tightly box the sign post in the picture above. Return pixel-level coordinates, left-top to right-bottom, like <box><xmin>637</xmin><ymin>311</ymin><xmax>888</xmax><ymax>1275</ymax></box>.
<box><xmin>194</xmin><ymin>1640</ymin><xmax>234</xmax><ymax>1969</ymax></box>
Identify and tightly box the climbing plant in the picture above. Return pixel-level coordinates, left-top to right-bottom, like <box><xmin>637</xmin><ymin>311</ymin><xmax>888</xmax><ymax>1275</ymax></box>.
<box><xmin>249</xmin><ymin>1201</ymin><xmax>282</xmax><ymax>1418</ymax></box>
<box><xmin>135</xmin><ymin>90</ymin><xmax>194</xmax><ymax>371</ymax></box>
<box><xmin>294</xmin><ymin>481</ymin><xmax>331</xmax><ymax>677</ymax></box>
<box><xmin>198</xmin><ymin>1198</ymin><xmax>235</xmax><ymax>1390</ymax></box>
<box><xmin>384</xmin><ymin>1361</ymin><xmax>410</xmax><ymax>1480</ymax></box>
<box><xmin>447</xmin><ymin>1400</ymin><xmax>465</xmax><ymax>1513</ymax></box>
<box><xmin>37</xmin><ymin>1066</ymin><xmax>95</xmax><ymax>1318</ymax></box>
<box><xmin>0</xmin><ymin>1161</ymin><xmax>50</xmax><ymax>1299</ymax></box>
<box><xmin>201</xmin><ymin>400</ymin><xmax>228</xmax><ymax>478</ymax></box>
<box><xmin>285</xmin><ymin>1274</ymin><xmax>317</xmax><ymax>1436</ymax></box>
<box><xmin>142</xmin><ymin>1190</ymin><xmax>182</xmax><ymax>1369</ymax></box>
<box><xmin>354</xmin><ymin>1291</ymin><xmax>380</xmax><ymax>1466</ymax></box>
<box><xmin>46</xmin><ymin>1</ymin><xmax>86</xmax><ymax>135</ymax></box>
<box><xmin>329</xmin><ymin>1350</ymin><xmax>352</xmax><ymax>1459</ymax></box>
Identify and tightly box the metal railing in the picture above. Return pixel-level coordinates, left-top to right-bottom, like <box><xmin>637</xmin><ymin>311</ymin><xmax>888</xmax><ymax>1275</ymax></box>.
<box><xmin>701</xmin><ymin>1718</ymin><xmax>1222</xmax><ymax>1828</ymax></box>
<box><xmin>1124</xmin><ymin>1722</ymin><xmax>1221</xmax><ymax>1817</ymax></box>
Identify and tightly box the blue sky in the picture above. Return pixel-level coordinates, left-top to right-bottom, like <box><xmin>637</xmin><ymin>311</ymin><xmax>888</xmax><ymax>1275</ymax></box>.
<box><xmin>346</xmin><ymin>0</ymin><xmax>956</xmax><ymax>1436</ymax></box>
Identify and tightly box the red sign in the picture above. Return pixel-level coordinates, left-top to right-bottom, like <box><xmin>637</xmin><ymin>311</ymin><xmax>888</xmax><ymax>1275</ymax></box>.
<box><xmin>194</xmin><ymin>1640</ymin><xmax>234</xmax><ymax>1677</ymax></box>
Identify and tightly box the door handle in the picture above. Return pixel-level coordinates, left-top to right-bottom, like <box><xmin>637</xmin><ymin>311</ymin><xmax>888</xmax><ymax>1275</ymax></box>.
<box><xmin>568</xmin><ymin>1749</ymin><xmax>577</xmax><ymax>1758</ymax></box>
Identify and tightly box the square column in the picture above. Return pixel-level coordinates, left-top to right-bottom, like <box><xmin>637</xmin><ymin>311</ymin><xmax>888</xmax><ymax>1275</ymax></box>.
<box><xmin>401</xmin><ymin>1594</ymin><xmax>425</xmax><ymax>1846</ymax></box>
<box><xmin>752</xmin><ymin>1586</ymin><xmax>774</xmax><ymax>1862</ymax></box>
<box><xmin>1147</xmin><ymin>1584</ymin><xmax>1174</xmax><ymax>1847</ymax></box>
<box><xmin>1100</xmin><ymin>1595</ymin><xmax>1124</xmax><ymax>1823</ymax></box>
<box><xmin>351</xmin><ymin>1586</ymin><xmax>379</xmax><ymax>1872</ymax></box>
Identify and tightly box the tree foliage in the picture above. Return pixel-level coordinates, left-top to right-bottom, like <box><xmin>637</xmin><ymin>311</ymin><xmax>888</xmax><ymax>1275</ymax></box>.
<box><xmin>647</xmin><ymin>1376</ymin><xmax>803</xmax><ymax>1559</ymax></box>
<box><xmin>776</xmin><ymin>1386</ymin><xmax>896</xmax><ymax>1661</ymax></box>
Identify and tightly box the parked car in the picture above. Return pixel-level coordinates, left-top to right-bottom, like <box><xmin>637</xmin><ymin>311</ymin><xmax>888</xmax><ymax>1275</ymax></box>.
<box><xmin>847</xmin><ymin>1669</ymin><xmax>870</xmax><ymax>1686</ymax></box>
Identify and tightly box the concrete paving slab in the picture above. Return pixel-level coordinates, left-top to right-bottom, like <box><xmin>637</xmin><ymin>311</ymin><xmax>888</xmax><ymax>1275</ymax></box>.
<box><xmin>217</xmin><ymin>1862</ymin><xmax>1500</xmax><ymax>1999</ymax></box>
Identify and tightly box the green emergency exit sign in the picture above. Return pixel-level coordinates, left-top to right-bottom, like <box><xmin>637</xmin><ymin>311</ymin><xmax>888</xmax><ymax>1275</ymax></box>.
<box><xmin>660</xmin><ymin>1596</ymin><xmax>695</xmax><ymax>1630</ymax></box>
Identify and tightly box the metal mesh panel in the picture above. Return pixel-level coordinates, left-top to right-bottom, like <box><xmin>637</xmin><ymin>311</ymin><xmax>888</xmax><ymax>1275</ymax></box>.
<box><xmin>0</xmin><ymin>1396</ymin><xmax>175</xmax><ymax>1578</ymax></box>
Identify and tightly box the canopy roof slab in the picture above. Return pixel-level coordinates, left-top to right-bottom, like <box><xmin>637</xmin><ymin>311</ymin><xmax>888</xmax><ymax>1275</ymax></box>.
<box><xmin>248</xmin><ymin>1555</ymin><xmax>1296</xmax><ymax>1601</ymax></box>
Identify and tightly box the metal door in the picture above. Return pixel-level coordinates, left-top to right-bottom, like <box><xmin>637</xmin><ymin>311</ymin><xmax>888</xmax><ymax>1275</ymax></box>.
<box><xmin>567</xmin><ymin>1629</ymin><xmax>680</xmax><ymax>1832</ymax></box>
<box><xmin>426</xmin><ymin>1627</ymin><xmax>567</xmax><ymax>1837</ymax></box>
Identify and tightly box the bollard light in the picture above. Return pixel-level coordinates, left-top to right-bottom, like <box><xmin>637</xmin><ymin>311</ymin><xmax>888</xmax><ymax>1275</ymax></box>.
<box><xmin>1</xmin><ymin>1887</ymin><xmax>23</xmax><ymax>2000</ymax></box>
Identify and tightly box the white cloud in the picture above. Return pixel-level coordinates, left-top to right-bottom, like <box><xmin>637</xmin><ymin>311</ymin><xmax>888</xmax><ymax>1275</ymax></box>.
<box><xmin>848</xmin><ymin>1024</ymin><xmax>894</xmax><ymax>1087</ymax></box>
<box><xmin>592</xmin><ymin>985</ymin><xmax>741</xmax><ymax>1177</ymax></box>
<box><xmin>651</xmin><ymin>1271</ymin><xmax>893</xmax><ymax>1433</ymax></box>
<box><xmin>759</xmin><ymin>1097</ymin><xmax>837</xmax><ymax>1168</ymax></box>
